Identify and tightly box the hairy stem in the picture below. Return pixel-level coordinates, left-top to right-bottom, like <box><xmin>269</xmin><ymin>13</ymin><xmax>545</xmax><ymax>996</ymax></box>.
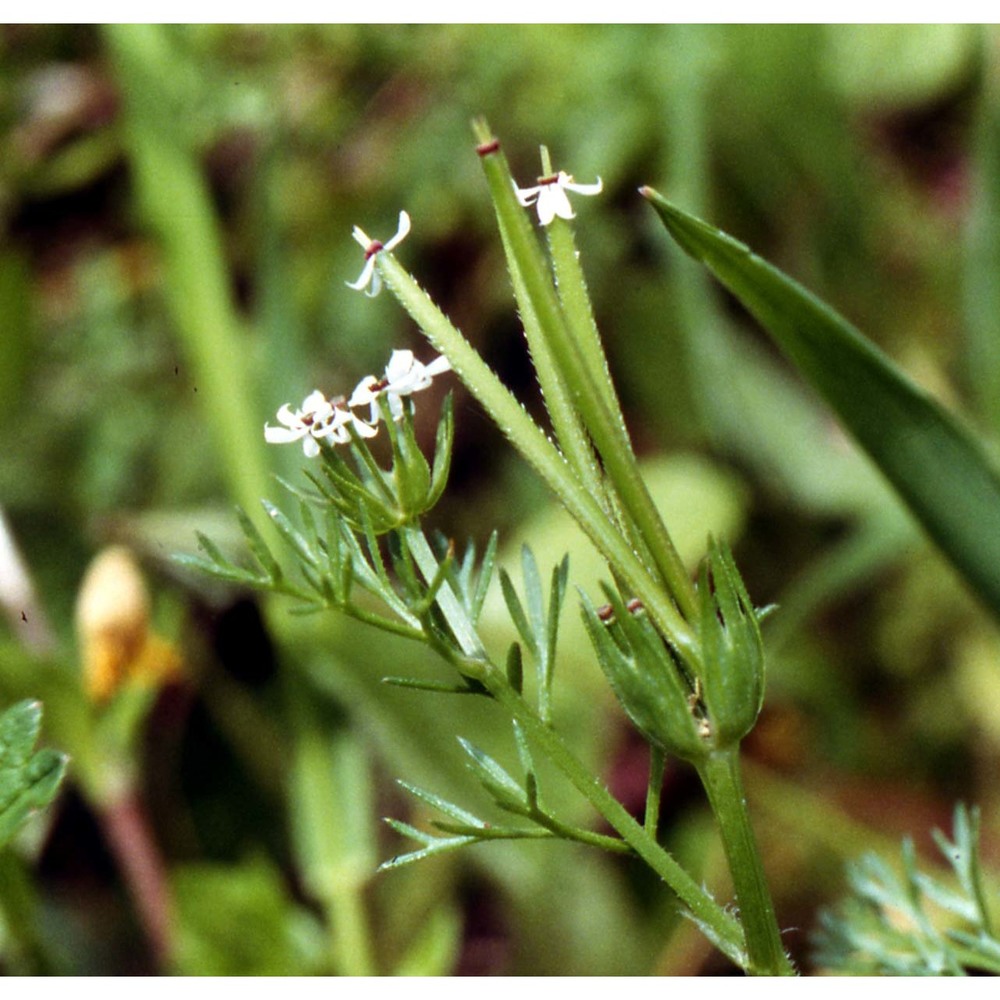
<box><xmin>695</xmin><ymin>749</ymin><xmax>794</xmax><ymax>976</ymax></box>
<box><xmin>404</xmin><ymin>523</ymin><xmax>747</xmax><ymax>968</ymax></box>
<box><xmin>377</xmin><ymin>253</ymin><xmax>698</xmax><ymax>664</ymax></box>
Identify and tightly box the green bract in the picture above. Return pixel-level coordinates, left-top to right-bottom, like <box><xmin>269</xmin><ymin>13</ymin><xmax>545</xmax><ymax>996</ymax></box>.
<box><xmin>581</xmin><ymin>539</ymin><xmax>765</xmax><ymax>761</ymax></box>
<box><xmin>308</xmin><ymin>395</ymin><xmax>453</xmax><ymax>536</ymax></box>
<box><xmin>581</xmin><ymin>588</ymin><xmax>706</xmax><ymax>761</ymax></box>
<box><xmin>697</xmin><ymin>538</ymin><xmax>766</xmax><ymax>749</ymax></box>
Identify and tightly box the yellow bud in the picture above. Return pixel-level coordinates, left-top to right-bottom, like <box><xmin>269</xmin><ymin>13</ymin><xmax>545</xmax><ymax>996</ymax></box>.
<box><xmin>75</xmin><ymin>546</ymin><xmax>153</xmax><ymax>703</ymax></box>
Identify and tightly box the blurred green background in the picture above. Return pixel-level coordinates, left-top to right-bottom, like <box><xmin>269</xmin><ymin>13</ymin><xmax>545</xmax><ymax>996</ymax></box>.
<box><xmin>2</xmin><ymin>24</ymin><xmax>1000</xmax><ymax>975</ymax></box>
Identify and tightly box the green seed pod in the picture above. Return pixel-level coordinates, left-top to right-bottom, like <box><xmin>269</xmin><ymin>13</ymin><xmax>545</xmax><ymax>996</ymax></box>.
<box><xmin>581</xmin><ymin>587</ymin><xmax>707</xmax><ymax>761</ymax></box>
<box><xmin>696</xmin><ymin>537</ymin><xmax>765</xmax><ymax>748</ymax></box>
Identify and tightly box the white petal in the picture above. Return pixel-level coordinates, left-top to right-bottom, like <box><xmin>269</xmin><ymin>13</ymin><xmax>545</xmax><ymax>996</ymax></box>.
<box><xmin>384</xmin><ymin>210</ymin><xmax>411</xmax><ymax>252</ymax></box>
<box><xmin>403</xmin><ymin>372</ymin><xmax>432</xmax><ymax>394</ymax></box>
<box><xmin>348</xmin><ymin>413</ymin><xmax>378</xmax><ymax>438</ymax></box>
<box><xmin>349</xmin><ymin>387</ymin><xmax>382</xmax><ymax>426</ymax></box>
<box><xmin>348</xmin><ymin>375</ymin><xmax>379</xmax><ymax>408</ymax></box>
<box><xmin>388</xmin><ymin>393</ymin><xmax>405</xmax><ymax>421</ymax></box>
<box><xmin>536</xmin><ymin>189</ymin><xmax>558</xmax><ymax>226</ymax></box>
<box><xmin>390</xmin><ymin>364</ymin><xmax>430</xmax><ymax>396</ymax></box>
<box><xmin>274</xmin><ymin>403</ymin><xmax>299</xmax><ymax>428</ymax></box>
<box><xmin>346</xmin><ymin>257</ymin><xmax>376</xmax><ymax>292</ymax></box>
<box><xmin>515</xmin><ymin>183</ymin><xmax>540</xmax><ymax>207</ymax></box>
<box><xmin>425</xmin><ymin>355</ymin><xmax>451</xmax><ymax>377</ymax></box>
<box><xmin>549</xmin><ymin>185</ymin><xmax>576</xmax><ymax>221</ymax></box>
<box><xmin>367</xmin><ymin>269</ymin><xmax>382</xmax><ymax>297</ymax></box>
<box><xmin>320</xmin><ymin>414</ymin><xmax>351</xmax><ymax>444</ymax></box>
<box><xmin>302</xmin><ymin>436</ymin><xmax>320</xmax><ymax>458</ymax></box>
<box><xmin>265</xmin><ymin>423</ymin><xmax>306</xmax><ymax>444</ymax></box>
<box><xmin>301</xmin><ymin>390</ymin><xmax>330</xmax><ymax>414</ymax></box>
<box><xmin>385</xmin><ymin>349</ymin><xmax>415</xmax><ymax>383</ymax></box>
<box><xmin>351</xmin><ymin>225</ymin><xmax>371</xmax><ymax>249</ymax></box>
<box><xmin>564</xmin><ymin>176</ymin><xmax>603</xmax><ymax>197</ymax></box>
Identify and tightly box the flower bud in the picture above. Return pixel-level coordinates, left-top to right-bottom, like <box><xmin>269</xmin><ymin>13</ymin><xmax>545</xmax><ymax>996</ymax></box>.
<box><xmin>581</xmin><ymin>586</ymin><xmax>707</xmax><ymax>761</ymax></box>
<box><xmin>318</xmin><ymin>393</ymin><xmax>453</xmax><ymax>533</ymax></box>
<box><xmin>582</xmin><ymin>539</ymin><xmax>766</xmax><ymax>761</ymax></box>
<box><xmin>75</xmin><ymin>546</ymin><xmax>181</xmax><ymax>703</ymax></box>
<box><xmin>696</xmin><ymin>537</ymin><xmax>765</xmax><ymax>748</ymax></box>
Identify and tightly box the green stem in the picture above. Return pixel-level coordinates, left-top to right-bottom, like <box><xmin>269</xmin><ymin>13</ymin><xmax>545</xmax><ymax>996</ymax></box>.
<box><xmin>377</xmin><ymin>253</ymin><xmax>698</xmax><ymax>665</ymax></box>
<box><xmin>402</xmin><ymin>523</ymin><xmax>747</xmax><ymax>968</ymax></box>
<box><xmin>645</xmin><ymin>745</ymin><xmax>666</xmax><ymax>838</ymax></box>
<box><xmin>290</xmin><ymin>699</ymin><xmax>377</xmax><ymax>976</ymax></box>
<box><xmin>532</xmin><ymin>815</ymin><xmax>633</xmax><ymax>855</ymax></box>
<box><xmin>474</xmin><ymin>130</ymin><xmax>698</xmax><ymax>623</ymax></box>
<box><xmin>340</xmin><ymin>604</ymin><xmax>427</xmax><ymax>642</ymax></box>
<box><xmin>487</xmin><ymin>678</ymin><xmax>746</xmax><ymax>967</ymax></box>
<box><xmin>695</xmin><ymin>749</ymin><xmax>793</xmax><ymax>976</ymax></box>
<box><xmin>455</xmin><ymin>819</ymin><xmax>631</xmax><ymax>855</ymax></box>
<box><xmin>328</xmin><ymin>885</ymin><xmax>376</xmax><ymax>976</ymax></box>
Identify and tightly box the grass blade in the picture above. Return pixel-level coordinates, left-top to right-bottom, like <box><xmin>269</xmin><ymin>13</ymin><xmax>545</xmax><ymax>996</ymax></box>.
<box><xmin>644</xmin><ymin>189</ymin><xmax>1000</xmax><ymax>620</ymax></box>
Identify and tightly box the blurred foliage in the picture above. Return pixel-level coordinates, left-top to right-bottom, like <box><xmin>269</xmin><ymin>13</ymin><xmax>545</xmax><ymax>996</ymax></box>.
<box><xmin>1</xmin><ymin>23</ymin><xmax>1000</xmax><ymax>975</ymax></box>
<box><xmin>813</xmin><ymin>805</ymin><xmax>1000</xmax><ymax>975</ymax></box>
<box><xmin>0</xmin><ymin>700</ymin><xmax>66</xmax><ymax>850</ymax></box>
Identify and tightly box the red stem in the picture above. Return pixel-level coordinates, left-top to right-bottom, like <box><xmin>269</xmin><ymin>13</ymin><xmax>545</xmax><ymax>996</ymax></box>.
<box><xmin>100</xmin><ymin>787</ymin><xmax>174</xmax><ymax>969</ymax></box>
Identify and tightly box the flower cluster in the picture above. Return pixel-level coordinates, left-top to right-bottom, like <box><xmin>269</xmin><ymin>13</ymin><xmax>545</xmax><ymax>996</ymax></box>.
<box><xmin>264</xmin><ymin>350</ymin><xmax>451</xmax><ymax>457</ymax></box>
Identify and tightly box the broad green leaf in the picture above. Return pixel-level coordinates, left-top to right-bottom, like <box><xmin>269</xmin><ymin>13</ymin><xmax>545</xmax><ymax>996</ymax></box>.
<box><xmin>0</xmin><ymin>700</ymin><xmax>67</xmax><ymax>849</ymax></box>
<box><xmin>644</xmin><ymin>190</ymin><xmax>1000</xmax><ymax>620</ymax></box>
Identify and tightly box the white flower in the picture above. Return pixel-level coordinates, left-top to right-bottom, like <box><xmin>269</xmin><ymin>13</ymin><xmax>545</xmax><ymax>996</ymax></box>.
<box><xmin>349</xmin><ymin>349</ymin><xmax>452</xmax><ymax>423</ymax></box>
<box><xmin>264</xmin><ymin>390</ymin><xmax>336</xmax><ymax>458</ymax></box>
<box><xmin>515</xmin><ymin>170</ymin><xmax>603</xmax><ymax>226</ymax></box>
<box><xmin>319</xmin><ymin>404</ymin><xmax>379</xmax><ymax>445</ymax></box>
<box><xmin>346</xmin><ymin>210</ymin><xmax>411</xmax><ymax>297</ymax></box>
<box><xmin>264</xmin><ymin>390</ymin><xmax>378</xmax><ymax>457</ymax></box>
